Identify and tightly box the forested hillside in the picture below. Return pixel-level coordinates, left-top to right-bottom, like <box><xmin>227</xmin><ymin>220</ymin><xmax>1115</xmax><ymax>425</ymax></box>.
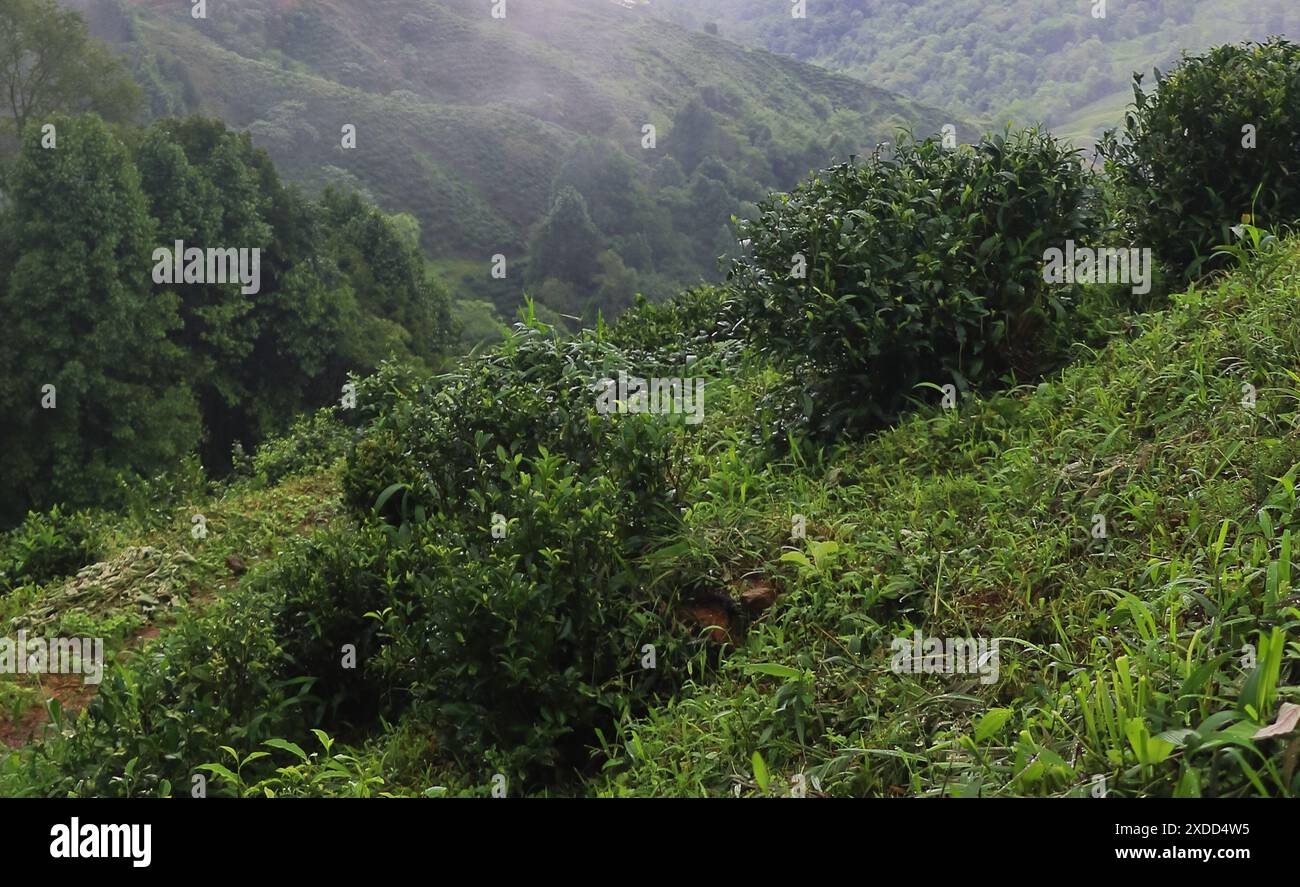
<box><xmin>650</xmin><ymin>0</ymin><xmax>1298</xmax><ymax>143</ymax></box>
<box><xmin>64</xmin><ymin>0</ymin><xmax>959</xmax><ymax>317</ymax></box>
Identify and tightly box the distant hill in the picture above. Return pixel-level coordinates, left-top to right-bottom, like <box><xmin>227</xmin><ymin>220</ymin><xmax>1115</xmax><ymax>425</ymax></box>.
<box><xmin>648</xmin><ymin>0</ymin><xmax>1298</xmax><ymax>146</ymax></box>
<box><xmin>66</xmin><ymin>0</ymin><xmax>962</xmax><ymax>315</ymax></box>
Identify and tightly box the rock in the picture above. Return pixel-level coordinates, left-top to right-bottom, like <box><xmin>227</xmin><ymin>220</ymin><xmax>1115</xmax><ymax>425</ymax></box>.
<box><xmin>677</xmin><ymin>601</ymin><xmax>735</xmax><ymax>644</ymax></box>
<box><xmin>740</xmin><ymin>580</ymin><xmax>777</xmax><ymax>614</ymax></box>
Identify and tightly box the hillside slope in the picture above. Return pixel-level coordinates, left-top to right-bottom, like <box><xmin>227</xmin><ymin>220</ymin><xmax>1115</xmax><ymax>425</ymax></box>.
<box><xmin>67</xmin><ymin>0</ymin><xmax>960</xmax><ymax>310</ymax></box>
<box><xmin>602</xmin><ymin>244</ymin><xmax>1300</xmax><ymax>797</ymax></box>
<box><xmin>5</xmin><ymin>240</ymin><xmax>1300</xmax><ymax>797</ymax></box>
<box><xmin>649</xmin><ymin>0</ymin><xmax>1298</xmax><ymax>145</ymax></box>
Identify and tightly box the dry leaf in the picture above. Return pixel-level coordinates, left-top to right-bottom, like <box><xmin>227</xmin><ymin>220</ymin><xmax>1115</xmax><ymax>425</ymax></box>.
<box><xmin>1252</xmin><ymin>702</ymin><xmax>1300</xmax><ymax>739</ymax></box>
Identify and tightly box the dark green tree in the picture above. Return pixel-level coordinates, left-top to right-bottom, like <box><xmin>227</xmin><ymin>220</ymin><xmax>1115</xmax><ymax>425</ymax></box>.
<box><xmin>668</xmin><ymin>99</ymin><xmax>724</xmax><ymax>175</ymax></box>
<box><xmin>527</xmin><ymin>187</ymin><xmax>604</xmax><ymax>292</ymax></box>
<box><xmin>0</xmin><ymin>115</ymin><xmax>199</xmax><ymax>523</ymax></box>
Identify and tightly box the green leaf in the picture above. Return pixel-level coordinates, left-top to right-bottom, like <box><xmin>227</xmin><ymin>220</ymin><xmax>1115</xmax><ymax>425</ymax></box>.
<box><xmin>263</xmin><ymin>738</ymin><xmax>310</xmax><ymax>762</ymax></box>
<box><xmin>197</xmin><ymin>763</ymin><xmax>240</xmax><ymax>785</ymax></box>
<box><xmin>752</xmin><ymin>751</ymin><xmax>769</xmax><ymax>792</ymax></box>
<box><xmin>745</xmin><ymin>662</ymin><xmax>802</xmax><ymax>680</ymax></box>
<box><xmin>374</xmin><ymin>482</ymin><xmax>409</xmax><ymax>514</ymax></box>
<box><xmin>974</xmin><ymin>708</ymin><xmax>1014</xmax><ymax>743</ymax></box>
<box><xmin>779</xmin><ymin>551</ymin><xmax>812</xmax><ymax>569</ymax></box>
<box><xmin>1174</xmin><ymin>767</ymin><xmax>1202</xmax><ymax>798</ymax></box>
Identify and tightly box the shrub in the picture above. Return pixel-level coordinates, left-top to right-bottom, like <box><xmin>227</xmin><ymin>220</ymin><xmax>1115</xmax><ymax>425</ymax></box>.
<box><xmin>11</xmin><ymin>584</ymin><xmax>312</xmax><ymax>797</ymax></box>
<box><xmin>245</xmin><ymin>408</ymin><xmax>353</xmax><ymax>485</ymax></box>
<box><xmin>266</xmin><ymin>522</ymin><xmax>394</xmax><ymax>726</ymax></box>
<box><xmin>343</xmin><ymin>315</ymin><xmax>687</xmax><ymax>533</ymax></box>
<box><xmin>1099</xmin><ymin>38</ymin><xmax>1300</xmax><ymax>280</ymax></box>
<box><xmin>728</xmin><ymin>128</ymin><xmax>1097</xmax><ymax>438</ymax></box>
<box><xmin>604</xmin><ymin>286</ymin><xmax>731</xmax><ymax>356</ymax></box>
<box><xmin>0</xmin><ymin>506</ymin><xmax>101</xmax><ymax>592</ymax></box>
<box><xmin>331</xmin><ymin>316</ymin><xmax>699</xmax><ymax>773</ymax></box>
<box><xmin>369</xmin><ymin>453</ymin><xmax>675</xmax><ymax>775</ymax></box>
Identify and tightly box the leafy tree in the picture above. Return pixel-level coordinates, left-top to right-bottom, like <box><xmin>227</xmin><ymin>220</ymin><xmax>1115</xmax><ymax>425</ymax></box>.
<box><xmin>0</xmin><ymin>115</ymin><xmax>199</xmax><ymax>524</ymax></box>
<box><xmin>551</xmin><ymin>139</ymin><xmax>654</xmax><ymax>240</ymax></box>
<box><xmin>134</xmin><ymin>118</ymin><xmax>276</xmax><ymax>465</ymax></box>
<box><xmin>669</xmin><ymin>99</ymin><xmax>725</xmax><ymax>175</ymax></box>
<box><xmin>592</xmin><ymin>249</ymin><xmax>638</xmax><ymax>317</ymax></box>
<box><xmin>318</xmin><ymin>187</ymin><xmax>455</xmax><ymax>365</ymax></box>
<box><xmin>132</xmin><ymin>118</ymin><xmax>455</xmax><ymax>469</ymax></box>
<box><xmin>0</xmin><ymin>0</ymin><xmax>140</xmax><ymax>137</ymax></box>
<box><xmin>527</xmin><ymin>187</ymin><xmax>604</xmax><ymax>292</ymax></box>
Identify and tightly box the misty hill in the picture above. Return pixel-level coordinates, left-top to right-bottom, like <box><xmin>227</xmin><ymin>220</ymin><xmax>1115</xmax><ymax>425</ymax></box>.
<box><xmin>69</xmin><ymin>0</ymin><xmax>959</xmax><ymax>316</ymax></box>
<box><xmin>649</xmin><ymin>0</ymin><xmax>1297</xmax><ymax>145</ymax></box>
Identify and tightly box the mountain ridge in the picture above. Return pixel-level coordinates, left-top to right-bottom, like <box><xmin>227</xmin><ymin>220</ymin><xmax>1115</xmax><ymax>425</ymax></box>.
<box><xmin>68</xmin><ymin>0</ymin><xmax>966</xmax><ymax>312</ymax></box>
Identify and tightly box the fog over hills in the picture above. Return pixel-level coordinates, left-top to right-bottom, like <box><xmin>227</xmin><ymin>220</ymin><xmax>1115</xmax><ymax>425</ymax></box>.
<box><xmin>67</xmin><ymin>0</ymin><xmax>961</xmax><ymax>313</ymax></box>
<box><xmin>650</xmin><ymin>0</ymin><xmax>1298</xmax><ymax>144</ymax></box>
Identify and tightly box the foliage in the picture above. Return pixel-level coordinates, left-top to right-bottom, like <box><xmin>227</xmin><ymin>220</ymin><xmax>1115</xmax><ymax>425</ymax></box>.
<box><xmin>244</xmin><ymin>409</ymin><xmax>354</xmax><ymax>487</ymax></box>
<box><xmin>729</xmin><ymin>128</ymin><xmax>1098</xmax><ymax>437</ymax></box>
<box><xmin>1099</xmin><ymin>38</ymin><xmax>1300</xmax><ymax>280</ymax></box>
<box><xmin>0</xmin><ymin>506</ymin><xmax>101</xmax><ymax>593</ymax></box>
<box><xmin>0</xmin><ymin>0</ymin><xmax>141</xmax><ymax>138</ymax></box>
<box><xmin>600</xmin><ymin>241</ymin><xmax>1300</xmax><ymax>798</ymax></box>
<box><xmin>650</xmin><ymin>0</ymin><xmax>1296</xmax><ymax>141</ymax></box>
<box><xmin>0</xmin><ymin>114</ymin><xmax>200</xmax><ymax>526</ymax></box>
<box><xmin>5</xmin><ymin>4</ymin><xmax>1300</xmax><ymax>804</ymax></box>
<box><xmin>604</xmin><ymin>287</ymin><xmax>732</xmax><ymax>356</ymax></box>
<box><xmin>332</xmin><ymin>315</ymin><xmax>699</xmax><ymax>772</ymax></box>
<box><xmin>84</xmin><ymin>0</ymin><xmax>955</xmax><ymax>315</ymax></box>
<box><xmin>0</xmin><ymin>112</ymin><xmax>455</xmax><ymax>525</ymax></box>
<box><xmin>10</xmin><ymin>239</ymin><xmax>1300</xmax><ymax>800</ymax></box>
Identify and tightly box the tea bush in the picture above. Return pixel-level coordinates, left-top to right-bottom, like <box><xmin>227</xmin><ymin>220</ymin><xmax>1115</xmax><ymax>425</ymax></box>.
<box><xmin>0</xmin><ymin>506</ymin><xmax>101</xmax><ymax>592</ymax></box>
<box><xmin>343</xmin><ymin>315</ymin><xmax>687</xmax><ymax>534</ymax></box>
<box><xmin>604</xmin><ymin>286</ymin><xmax>732</xmax><ymax>356</ymax></box>
<box><xmin>1099</xmin><ymin>38</ymin><xmax>1300</xmax><ymax>280</ymax></box>
<box><xmin>267</xmin><ymin>522</ymin><xmax>396</xmax><ymax>726</ymax></box>
<box><xmin>244</xmin><ymin>408</ymin><xmax>354</xmax><ymax>486</ymax></box>
<box><xmin>367</xmin><ymin>455</ymin><xmax>676</xmax><ymax>774</ymax></box>
<box><xmin>728</xmin><ymin>128</ymin><xmax>1098</xmax><ymax>437</ymax></box>
<box><xmin>16</xmin><ymin>584</ymin><xmax>312</xmax><ymax>797</ymax></box>
<box><xmin>332</xmin><ymin>316</ymin><xmax>700</xmax><ymax>772</ymax></box>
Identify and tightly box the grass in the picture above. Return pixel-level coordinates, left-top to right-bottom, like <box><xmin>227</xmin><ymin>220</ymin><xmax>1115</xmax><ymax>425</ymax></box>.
<box><xmin>593</xmin><ymin>243</ymin><xmax>1300</xmax><ymax>796</ymax></box>
<box><xmin>0</xmin><ymin>466</ymin><xmax>344</xmax><ymax>750</ymax></box>
<box><xmin>5</xmin><ymin>241</ymin><xmax>1300</xmax><ymax>797</ymax></box>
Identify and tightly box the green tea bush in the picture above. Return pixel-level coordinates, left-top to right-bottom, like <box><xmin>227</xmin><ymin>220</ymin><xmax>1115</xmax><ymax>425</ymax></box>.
<box><xmin>1099</xmin><ymin>38</ymin><xmax>1300</xmax><ymax>280</ymax></box>
<box><xmin>368</xmin><ymin>453</ymin><xmax>674</xmax><ymax>774</ymax></box>
<box><xmin>12</xmin><ymin>584</ymin><xmax>312</xmax><ymax>797</ymax></box>
<box><xmin>0</xmin><ymin>506</ymin><xmax>101</xmax><ymax>592</ymax></box>
<box><xmin>267</xmin><ymin>522</ymin><xmax>395</xmax><ymax>725</ymax></box>
<box><xmin>245</xmin><ymin>408</ymin><xmax>354</xmax><ymax>486</ymax></box>
<box><xmin>332</xmin><ymin>316</ymin><xmax>698</xmax><ymax>772</ymax></box>
<box><xmin>728</xmin><ymin>128</ymin><xmax>1097</xmax><ymax>437</ymax></box>
<box><xmin>604</xmin><ymin>286</ymin><xmax>731</xmax><ymax>356</ymax></box>
<box><xmin>343</xmin><ymin>315</ymin><xmax>686</xmax><ymax>533</ymax></box>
